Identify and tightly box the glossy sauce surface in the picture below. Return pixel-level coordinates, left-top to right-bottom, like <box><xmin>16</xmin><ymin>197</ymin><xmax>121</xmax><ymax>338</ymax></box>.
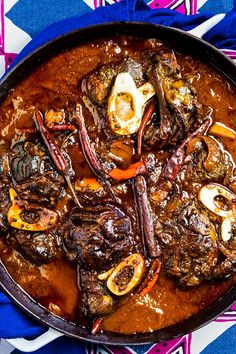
<box><xmin>0</xmin><ymin>36</ymin><xmax>235</xmax><ymax>334</ymax></box>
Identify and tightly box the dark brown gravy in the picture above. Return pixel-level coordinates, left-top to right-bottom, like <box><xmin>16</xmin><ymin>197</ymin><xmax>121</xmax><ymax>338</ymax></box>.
<box><xmin>0</xmin><ymin>36</ymin><xmax>235</xmax><ymax>334</ymax></box>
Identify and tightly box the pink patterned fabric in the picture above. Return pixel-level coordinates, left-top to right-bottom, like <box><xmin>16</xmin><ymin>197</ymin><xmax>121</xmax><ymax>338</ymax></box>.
<box><xmin>148</xmin><ymin>0</ymin><xmax>197</xmax><ymax>15</ymax></box>
<box><xmin>0</xmin><ymin>0</ymin><xmax>5</xmax><ymax>68</ymax></box>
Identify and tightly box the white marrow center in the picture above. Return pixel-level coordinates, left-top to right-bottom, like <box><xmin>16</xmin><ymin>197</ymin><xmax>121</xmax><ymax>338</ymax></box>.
<box><xmin>107</xmin><ymin>73</ymin><xmax>155</xmax><ymax>135</ymax></box>
<box><xmin>199</xmin><ymin>183</ymin><xmax>236</xmax><ymax>241</ymax></box>
<box><xmin>199</xmin><ymin>183</ymin><xmax>235</xmax><ymax>218</ymax></box>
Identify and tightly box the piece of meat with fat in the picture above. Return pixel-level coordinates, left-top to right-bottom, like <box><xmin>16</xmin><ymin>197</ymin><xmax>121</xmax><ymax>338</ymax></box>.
<box><xmin>213</xmin><ymin>221</ymin><xmax>236</xmax><ymax>278</ymax></box>
<box><xmin>156</xmin><ymin>203</ymin><xmax>219</xmax><ymax>287</ymax></box>
<box><xmin>63</xmin><ymin>204</ymin><xmax>139</xmax><ymax>316</ymax></box>
<box><xmin>155</xmin><ymin>139</ymin><xmax>236</xmax><ymax>285</ymax></box>
<box><xmin>9</xmin><ymin>140</ymin><xmax>65</xmax><ymax>204</ymax></box>
<box><xmin>80</xmin><ymin>271</ymin><xmax>114</xmax><ymax>316</ymax></box>
<box><xmin>183</xmin><ymin>136</ymin><xmax>233</xmax><ymax>186</ymax></box>
<box><xmin>10</xmin><ymin>141</ymin><xmax>47</xmax><ymax>183</ymax></box>
<box><xmin>84</xmin><ymin>50</ymin><xmax>206</xmax><ymax>151</ymax></box>
<box><xmin>17</xmin><ymin>172</ymin><xmax>64</xmax><ymax>204</ymax></box>
<box><xmin>83</xmin><ymin>57</ymin><xmax>145</xmax><ymax>107</ymax></box>
<box><xmin>144</xmin><ymin>50</ymin><xmax>205</xmax><ymax>148</ymax></box>
<box><xmin>63</xmin><ymin>205</ymin><xmax>137</xmax><ymax>270</ymax></box>
<box><xmin>6</xmin><ymin>226</ymin><xmax>63</xmax><ymax>265</ymax></box>
<box><xmin>0</xmin><ymin>179</ymin><xmax>11</xmax><ymax>233</ymax></box>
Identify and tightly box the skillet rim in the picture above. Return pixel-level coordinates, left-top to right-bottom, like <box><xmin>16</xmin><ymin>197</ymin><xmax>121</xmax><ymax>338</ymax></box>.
<box><xmin>0</xmin><ymin>21</ymin><xmax>236</xmax><ymax>345</ymax></box>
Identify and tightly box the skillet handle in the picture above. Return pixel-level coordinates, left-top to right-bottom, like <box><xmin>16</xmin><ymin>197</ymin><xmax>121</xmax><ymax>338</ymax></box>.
<box><xmin>188</xmin><ymin>13</ymin><xmax>225</xmax><ymax>38</ymax></box>
<box><xmin>6</xmin><ymin>328</ymin><xmax>63</xmax><ymax>352</ymax></box>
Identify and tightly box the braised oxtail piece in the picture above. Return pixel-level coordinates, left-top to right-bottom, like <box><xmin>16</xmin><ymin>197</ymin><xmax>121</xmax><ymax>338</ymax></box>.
<box><xmin>84</xmin><ymin>58</ymin><xmax>145</xmax><ymax>107</ymax></box>
<box><xmin>63</xmin><ymin>204</ymin><xmax>138</xmax><ymax>317</ymax></box>
<box><xmin>156</xmin><ymin>51</ymin><xmax>198</xmax><ymax>132</ymax></box>
<box><xmin>34</xmin><ymin>110</ymin><xmax>83</xmax><ymax>208</ymax></box>
<box><xmin>146</xmin><ymin>50</ymin><xmax>204</xmax><ymax>148</ymax></box>
<box><xmin>185</xmin><ymin>135</ymin><xmax>233</xmax><ymax>184</ymax></box>
<box><xmin>133</xmin><ymin>175</ymin><xmax>160</xmax><ymax>258</ymax></box>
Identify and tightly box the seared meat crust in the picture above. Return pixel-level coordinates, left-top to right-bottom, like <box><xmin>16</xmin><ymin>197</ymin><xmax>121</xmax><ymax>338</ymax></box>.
<box><xmin>156</xmin><ymin>204</ymin><xmax>219</xmax><ymax>287</ymax></box>
<box><xmin>9</xmin><ymin>141</ymin><xmax>65</xmax><ymax>204</ymax></box>
<box><xmin>63</xmin><ymin>204</ymin><xmax>138</xmax><ymax>316</ymax></box>
<box><xmin>63</xmin><ymin>205</ymin><xmax>136</xmax><ymax>270</ymax></box>
<box><xmin>84</xmin><ymin>57</ymin><xmax>145</xmax><ymax>107</ymax></box>
<box><xmin>7</xmin><ymin>227</ymin><xmax>62</xmax><ymax>265</ymax></box>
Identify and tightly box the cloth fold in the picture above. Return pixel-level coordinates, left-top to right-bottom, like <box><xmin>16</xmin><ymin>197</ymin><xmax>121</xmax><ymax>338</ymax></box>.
<box><xmin>0</xmin><ymin>0</ymin><xmax>236</xmax><ymax>351</ymax></box>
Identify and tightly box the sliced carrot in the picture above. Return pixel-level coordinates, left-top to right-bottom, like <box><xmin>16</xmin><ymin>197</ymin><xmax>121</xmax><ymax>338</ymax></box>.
<box><xmin>75</xmin><ymin>177</ymin><xmax>102</xmax><ymax>191</ymax></box>
<box><xmin>109</xmin><ymin>161</ymin><xmax>146</xmax><ymax>181</ymax></box>
<box><xmin>208</xmin><ymin>122</ymin><xmax>236</xmax><ymax>141</ymax></box>
<box><xmin>50</xmin><ymin>124</ymin><xmax>76</xmax><ymax>131</ymax></box>
<box><xmin>45</xmin><ymin>109</ymin><xmax>65</xmax><ymax>128</ymax></box>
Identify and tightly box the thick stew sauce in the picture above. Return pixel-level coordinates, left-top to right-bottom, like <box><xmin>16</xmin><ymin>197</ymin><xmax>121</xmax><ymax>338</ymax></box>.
<box><xmin>0</xmin><ymin>36</ymin><xmax>236</xmax><ymax>334</ymax></box>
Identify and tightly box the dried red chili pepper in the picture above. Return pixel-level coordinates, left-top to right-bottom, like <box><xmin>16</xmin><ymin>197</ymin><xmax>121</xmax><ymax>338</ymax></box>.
<box><xmin>137</xmin><ymin>102</ymin><xmax>155</xmax><ymax>157</ymax></box>
<box><xmin>15</xmin><ymin>128</ymin><xmax>37</xmax><ymax>134</ymax></box>
<box><xmin>75</xmin><ymin>104</ymin><xmax>104</xmax><ymax>177</ymax></box>
<box><xmin>74</xmin><ymin>104</ymin><xmax>121</xmax><ymax>204</ymax></box>
<box><xmin>34</xmin><ymin>110</ymin><xmax>82</xmax><ymax>208</ymax></box>
<box><xmin>139</xmin><ymin>259</ymin><xmax>161</xmax><ymax>296</ymax></box>
<box><xmin>16</xmin><ymin>124</ymin><xmax>76</xmax><ymax>134</ymax></box>
<box><xmin>34</xmin><ymin>110</ymin><xmax>68</xmax><ymax>173</ymax></box>
<box><xmin>133</xmin><ymin>175</ymin><xmax>160</xmax><ymax>258</ymax></box>
<box><xmin>163</xmin><ymin>117</ymin><xmax>212</xmax><ymax>180</ymax></box>
<box><xmin>109</xmin><ymin>161</ymin><xmax>146</xmax><ymax>181</ymax></box>
<box><xmin>91</xmin><ymin>317</ymin><xmax>103</xmax><ymax>335</ymax></box>
<box><xmin>50</xmin><ymin>124</ymin><xmax>76</xmax><ymax>132</ymax></box>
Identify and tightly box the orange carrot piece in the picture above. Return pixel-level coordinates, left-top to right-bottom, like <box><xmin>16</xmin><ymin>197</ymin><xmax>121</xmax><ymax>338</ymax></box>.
<box><xmin>50</xmin><ymin>124</ymin><xmax>76</xmax><ymax>132</ymax></box>
<box><xmin>109</xmin><ymin>161</ymin><xmax>146</xmax><ymax>181</ymax></box>
<box><xmin>75</xmin><ymin>177</ymin><xmax>101</xmax><ymax>191</ymax></box>
<box><xmin>45</xmin><ymin>109</ymin><xmax>65</xmax><ymax>128</ymax></box>
<box><xmin>209</xmin><ymin>122</ymin><xmax>236</xmax><ymax>141</ymax></box>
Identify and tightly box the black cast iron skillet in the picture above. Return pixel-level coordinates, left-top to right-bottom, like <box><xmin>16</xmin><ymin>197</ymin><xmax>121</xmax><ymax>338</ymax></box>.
<box><xmin>0</xmin><ymin>22</ymin><xmax>236</xmax><ymax>345</ymax></box>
